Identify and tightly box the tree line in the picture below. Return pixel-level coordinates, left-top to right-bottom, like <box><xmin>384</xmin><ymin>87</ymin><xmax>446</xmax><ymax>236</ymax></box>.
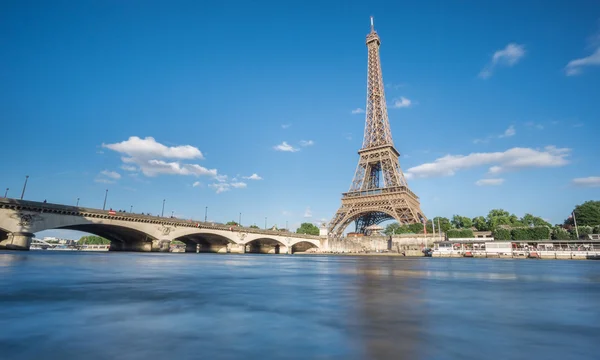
<box><xmin>384</xmin><ymin>200</ymin><xmax>600</xmax><ymax>240</ymax></box>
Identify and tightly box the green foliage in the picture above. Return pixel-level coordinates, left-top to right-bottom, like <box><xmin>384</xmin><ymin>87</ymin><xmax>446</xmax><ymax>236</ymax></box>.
<box><xmin>296</xmin><ymin>222</ymin><xmax>319</xmax><ymax>236</ymax></box>
<box><xmin>510</xmin><ymin>226</ymin><xmax>550</xmax><ymax>240</ymax></box>
<box><xmin>249</xmin><ymin>225</ymin><xmax>259</xmax><ymax>229</ymax></box>
<box><xmin>565</xmin><ymin>201</ymin><xmax>600</xmax><ymax>227</ymax></box>
<box><xmin>472</xmin><ymin>216</ymin><xmax>489</xmax><ymax>231</ymax></box>
<box><xmin>520</xmin><ymin>213</ymin><xmax>551</xmax><ymax>227</ymax></box>
<box><xmin>225</xmin><ymin>221</ymin><xmax>239</xmax><ymax>226</ymax></box>
<box><xmin>171</xmin><ymin>240</ymin><xmax>185</xmax><ymax>245</ymax></box>
<box><xmin>451</xmin><ymin>215</ymin><xmax>473</xmax><ymax>229</ymax></box>
<box><xmin>492</xmin><ymin>228</ymin><xmax>511</xmax><ymax>240</ymax></box>
<box><xmin>578</xmin><ymin>226</ymin><xmax>594</xmax><ymax>237</ymax></box>
<box><xmin>78</xmin><ymin>235</ymin><xmax>110</xmax><ymax>245</ymax></box>
<box><xmin>446</xmin><ymin>229</ymin><xmax>474</xmax><ymax>238</ymax></box>
<box><xmin>408</xmin><ymin>223</ymin><xmax>424</xmax><ymax>234</ymax></box>
<box><xmin>551</xmin><ymin>227</ymin><xmax>572</xmax><ymax>240</ymax></box>
<box><xmin>432</xmin><ymin>217</ymin><xmax>452</xmax><ymax>232</ymax></box>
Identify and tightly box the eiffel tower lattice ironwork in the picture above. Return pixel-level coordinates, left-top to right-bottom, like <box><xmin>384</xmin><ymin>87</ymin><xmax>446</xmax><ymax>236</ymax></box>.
<box><xmin>328</xmin><ymin>17</ymin><xmax>426</xmax><ymax>238</ymax></box>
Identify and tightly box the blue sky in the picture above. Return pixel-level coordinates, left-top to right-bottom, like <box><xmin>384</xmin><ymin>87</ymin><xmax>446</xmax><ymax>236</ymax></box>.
<box><xmin>1</xmin><ymin>1</ymin><xmax>599</xmax><ymax>238</ymax></box>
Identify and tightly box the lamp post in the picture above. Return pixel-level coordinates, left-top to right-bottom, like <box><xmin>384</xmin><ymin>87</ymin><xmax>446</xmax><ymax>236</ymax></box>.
<box><xmin>265</xmin><ymin>217</ymin><xmax>267</xmax><ymax>230</ymax></box>
<box><xmin>204</xmin><ymin>206</ymin><xmax>208</xmax><ymax>222</ymax></box>
<box><xmin>239</xmin><ymin>212</ymin><xmax>242</xmax><ymax>226</ymax></box>
<box><xmin>161</xmin><ymin>199</ymin><xmax>166</xmax><ymax>217</ymax></box>
<box><xmin>171</xmin><ymin>210</ymin><xmax>174</xmax><ymax>218</ymax></box>
<box><xmin>76</xmin><ymin>198</ymin><xmax>80</xmax><ymax>206</ymax></box>
<box><xmin>102</xmin><ymin>189</ymin><xmax>108</xmax><ymax>210</ymax></box>
<box><xmin>20</xmin><ymin>175</ymin><xmax>29</xmax><ymax>200</ymax></box>
<box><xmin>4</xmin><ymin>188</ymin><xmax>8</xmax><ymax>198</ymax></box>
<box><xmin>130</xmin><ymin>205</ymin><xmax>133</xmax><ymax>213</ymax></box>
<box><xmin>286</xmin><ymin>221</ymin><xmax>288</xmax><ymax>231</ymax></box>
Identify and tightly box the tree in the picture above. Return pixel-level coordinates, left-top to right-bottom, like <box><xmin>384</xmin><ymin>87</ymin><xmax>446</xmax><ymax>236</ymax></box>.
<box><xmin>472</xmin><ymin>216</ymin><xmax>489</xmax><ymax>231</ymax></box>
<box><xmin>384</xmin><ymin>222</ymin><xmax>412</xmax><ymax>235</ymax></box>
<box><xmin>225</xmin><ymin>221</ymin><xmax>239</xmax><ymax>226</ymax></box>
<box><xmin>296</xmin><ymin>222</ymin><xmax>319</xmax><ymax>235</ymax></box>
<box><xmin>486</xmin><ymin>209</ymin><xmax>512</xmax><ymax>230</ymax></box>
<box><xmin>521</xmin><ymin>213</ymin><xmax>551</xmax><ymax>228</ymax></box>
<box><xmin>408</xmin><ymin>223</ymin><xmax>424</xmax><ymax>234</ymax></box>
<box><xmin>249</xmin><ymin>225</ymin><xmax>259</xmax><ymax>229</ymax></box>
<box><xmin>565</xmin><ymin>201</ymin><xmax>600</xmax><ymax>227</ymax></box>
<box><xmin>451</xmin><ymin>215</ymin><xmax>473</xmax><ymax>229</ymax></box>
<box><xmin>78</xmin><ymin>235</ymin><xmax>110</xmax><ymax>245</ymax></box>
<box><xmin>432</xmin><ymin>217</ymin><xmax>452</xmax><ymax>233</ymax></box>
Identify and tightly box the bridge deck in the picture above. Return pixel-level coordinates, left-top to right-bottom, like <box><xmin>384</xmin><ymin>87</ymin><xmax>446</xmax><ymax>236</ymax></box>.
<box><xmin>0</xmin><ymin>198</ymin><xmax>320</xmax><ymax>241</ymax></box>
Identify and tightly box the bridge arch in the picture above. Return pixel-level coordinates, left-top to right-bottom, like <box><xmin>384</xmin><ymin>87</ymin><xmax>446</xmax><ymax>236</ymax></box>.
<box><xmin>244</xmin><ymin>237</ymin><xmax>287</xmax><ymax>254</ymax></box>
<box><xmin>171</xmin><ymin>229</ymin><xmax>238</xmax><ymax>253</ymax></box>
<box><xmin>290</xmin><ymin>240</ymin><xmax>319</xmax><ymax>254</ymax></box>
<box><xmin>56</xmin><ymin>224</ymin><xmax>158</xmax><ymax>252</ymax></box>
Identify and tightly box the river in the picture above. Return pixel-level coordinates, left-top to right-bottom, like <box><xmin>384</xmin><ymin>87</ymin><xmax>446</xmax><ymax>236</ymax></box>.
<box><xmin>0</xmin><ymin>251</ymin><xmax>598</xmax><ymax>359</ymax></box>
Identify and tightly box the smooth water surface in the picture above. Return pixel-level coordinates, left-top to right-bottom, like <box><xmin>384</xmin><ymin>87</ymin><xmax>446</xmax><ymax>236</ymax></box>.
<box><xmin>1</xmin><ymin>252</ymin><xmax>599</xmax><ymax>360</ymax></box>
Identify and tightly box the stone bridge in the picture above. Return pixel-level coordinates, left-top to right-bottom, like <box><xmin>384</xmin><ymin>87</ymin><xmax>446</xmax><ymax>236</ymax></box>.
<box><xmin>0</xmin><ymin>198</ymin><xmax>323</xmax><ymax>254</ymax></box>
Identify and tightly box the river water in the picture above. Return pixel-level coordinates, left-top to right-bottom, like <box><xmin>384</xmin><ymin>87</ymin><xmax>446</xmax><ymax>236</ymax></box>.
<box><xmin>0</xmin><ymin>252</ymin><xmax>598</xmax><ymax>360</ymax></box>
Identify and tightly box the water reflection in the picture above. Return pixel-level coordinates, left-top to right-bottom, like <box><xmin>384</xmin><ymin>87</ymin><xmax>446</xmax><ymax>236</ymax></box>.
<box><xmin>0</xmin><ymin>252</ymin><xmax>598</xmax><ymax>360</ymax></box>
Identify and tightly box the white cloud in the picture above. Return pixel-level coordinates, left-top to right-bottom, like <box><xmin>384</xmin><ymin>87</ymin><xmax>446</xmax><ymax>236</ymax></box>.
<box><xmin>406</xmin><ymin>146</ymin><xmax>570</xmax><ymax>179</ymax></box>
<box><xmin>344</xmin><ymin>133</ymin><xmax>352</xmax><ymax>141</ymax></box>
<box><xmin>498</xmin><ymin>125</ymin><xmax>516</xmax><ymax>138</ymax></box>
<box><xmin>299</xmin><ymin>140</ymin><xmax>314</xmax><ymax>147</ymax></box>
<box><xmin>243</xmin><ymin>173</ymin><xmax>262</xmax><ymax>180</ymax></box>
<box><xmin>475</xmin><ymin>178</ymin><xmax>505</xmax><ymax>186</ymax></box>
<box><xmin>120</xmin><ymin>165</ymin><xmax>137</xmax><ymax>172</ymax></box>
<box><xmin>103</xmin><ymin>136</ymin><xmax>203</xmax><ymax>160</ymax></box>
<box><xmin>209</xmin><ymin>183</ymin><xmax>230</xmax><ymax>194</ymax></box>
<box><xmin>572</xmin><ymin>176</ymin><xmax>600</xmax><ymax>187</ymax></box>
<box><xmin>230</xmin><ymin>182</ymin><xmax>247</xmax><ymax>189</ymax></box>
<box><xmin>565</xmin><ymin>48</ymin><xmax>600</xmax><ymax>76</ymax></box>
<box><xmin>304</xmin><ymin>207</ymin><xmax>313</xmax><ymax>218</ymax></box>
<box><xmin>351</xmin><ymin>108</ymin><xmax>365</xmax><ymax>114</ymax></box>
<box><xmin>391</xmin><ymin>97</ymin><xmax>412</xmax><ymax>108</ymax></box>
<box><xmin>473</xmin><ymin>138</ymin><xmax>490</xmax><ymax>144</ymax></box>
<box><xmin>102</xmin><ymin>136</ymin><xmax>225</xmax><ymax>181</ymax></box>
<box><xmin>192</xmin><ymin>181</ymin><xmax>202</xmax><ymax>187</ymax></box>
<box><xmin>100</xmin><ymin>170</ymin><xmax>121</xmax><ymax>179</ymax></box>
<box><xmin>479</xmin><ymin>43</ymin><xmax>526</xmax><ymax>79</ymax></box>
<box><xmin>94</xmin><ymin>178</ymin><xmax>115</xmax><ymax>184</ymax></box>
<box><xmin>281</xmin><ymin>123</ymin><xmax>292</xmax><ymax>129</ymax></box>
<box><xmin>273</xmin><ymin>141</ymin><xmax>299</xmax><ymax>152</ymax></box>
<box><xmin>282</xmin><ymin>210</ymin><xmax>292</xmax><ymax>216</ymax></box>
<box><xmin>525</xmin><ymin>122</ymin><xmax>544</xmax><ymax>130</ymax></box>
<box><xmin>215</xmin><ymin>174</ymin><xmax>228</xmax><ymax>182</ymax></box>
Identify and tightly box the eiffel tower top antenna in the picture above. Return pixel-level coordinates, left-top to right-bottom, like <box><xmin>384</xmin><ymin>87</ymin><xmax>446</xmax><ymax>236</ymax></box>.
<box><xmin>370</xmin><ymin>16</ymin><xmax>374</xmax><ymax>32</ymax></box>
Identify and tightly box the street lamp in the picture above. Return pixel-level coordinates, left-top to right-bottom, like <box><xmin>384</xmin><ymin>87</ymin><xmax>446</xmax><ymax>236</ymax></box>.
<box><xmin>265</xmin><ymin>217</ymin><xmax>267</xmax><ymax>230</ymax></box>
<box><xmin>204</xmin><ymin>206</ymin><xmax>208</xmax><ymax>222</ymax></box>
<box><xmin>171</xmin><ymin>210</ymin><xmax>174</xmax><ymax>218</ymax></box>
<box><xmin>20</xmin><ymin>175</ymin><xmax>29</xmax><ymax>200</ymax></box>
<box><xmin>130</xmin><ymin>205</ymin><xmax>133</xmax><ymax>213</ymax></box>
<box><xmin>4</xmin><ymin>188</ymin><xmax>8</xmax><ymax>198</ymax></box>
<box><xmin>76</xmin><ymin>198</ymin><xmax>80</xmax><ymax>206</ymax></box>
<box><xmin>239</xmin><ymin>212</ymin><xmax>242</xmax><ymax>226</ymax></box>
<box><xmin>102</xmin><ymin>189</ymin><xmax>108</xmax><ymax>210</ymax></box>
<box><xmin>161</xmin><ymin>199</ymin><xmax>165</xmax><ymax>217</ymax></box>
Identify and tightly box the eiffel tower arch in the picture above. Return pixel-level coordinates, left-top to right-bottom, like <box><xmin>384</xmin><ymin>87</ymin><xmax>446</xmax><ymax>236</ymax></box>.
<box><xmin>328</xmin><ymin>17</ymin><xmax>426</xmax><ymax>238</ymax></box>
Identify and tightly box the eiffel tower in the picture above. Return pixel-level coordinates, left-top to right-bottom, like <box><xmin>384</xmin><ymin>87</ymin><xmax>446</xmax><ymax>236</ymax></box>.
<box><xmin>328</xmin><ymin>17</ymin><xmax>426</xmax><ymax>238</ymax></box>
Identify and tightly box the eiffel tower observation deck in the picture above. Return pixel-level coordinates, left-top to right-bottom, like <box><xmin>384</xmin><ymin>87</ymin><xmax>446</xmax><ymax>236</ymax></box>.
<box><xmin>328</xmin><ymin>17</ymin><xmax>426</xmax><ymax>238</ymax></box>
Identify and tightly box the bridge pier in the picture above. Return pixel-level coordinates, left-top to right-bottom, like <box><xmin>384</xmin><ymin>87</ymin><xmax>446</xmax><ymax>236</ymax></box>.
<box><xmin>152</xmin><ymin>240</ymin><xmax>171</xmax><ymax>252</ymax></box>
<box><xmin>0</xmin><ymin>232</ymin><xmax>34</xmax><ymax>250</ymax></box>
